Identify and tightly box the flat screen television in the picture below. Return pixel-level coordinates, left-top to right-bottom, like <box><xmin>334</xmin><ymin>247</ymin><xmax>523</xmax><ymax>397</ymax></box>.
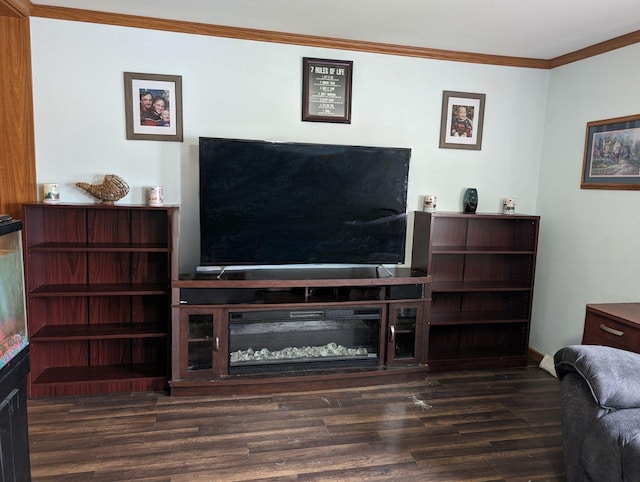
<box><xmin>199</xmin><ymin>137</ymin><xmax>411</xmax><ymax>267</ymax></box>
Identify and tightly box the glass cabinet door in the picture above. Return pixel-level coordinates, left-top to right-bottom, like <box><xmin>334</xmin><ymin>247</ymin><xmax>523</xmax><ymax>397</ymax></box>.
<box><xmin>387</xmin><ymin>303</ymin><xmax>423</xmax><ymax>366</ymax></box>
<box><xmin>187</xmin><ymin>312</ymin><xmax>214</xmax><ymax>372</ymax></box>
<box><xmin>180</xmin><ymin>309</ymin><xmax>226</xmax><ymax>378</ymax></box>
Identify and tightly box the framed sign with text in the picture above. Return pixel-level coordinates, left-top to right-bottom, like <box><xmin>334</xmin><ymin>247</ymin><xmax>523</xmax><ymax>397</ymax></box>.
<box><xmin>302</xmin><ymin>57</ymin><xmax>353</xmax><ymax>123</ymax></box>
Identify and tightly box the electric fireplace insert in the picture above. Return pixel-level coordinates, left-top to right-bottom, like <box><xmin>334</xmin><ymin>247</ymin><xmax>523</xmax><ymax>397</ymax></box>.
<box><xmin>228</xmin><ymin>307</ymin><xmax>382</xmax><ymax>375</ymax></box>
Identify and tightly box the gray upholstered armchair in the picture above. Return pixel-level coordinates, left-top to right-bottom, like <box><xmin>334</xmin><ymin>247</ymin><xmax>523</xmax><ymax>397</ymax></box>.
<box><xmin>554</xmin><ymin>345</ymin><xmax>640</xmax><ymax>482</ymax></box>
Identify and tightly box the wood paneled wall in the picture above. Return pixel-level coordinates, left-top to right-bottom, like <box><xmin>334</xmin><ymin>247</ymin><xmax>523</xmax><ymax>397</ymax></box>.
<box><xmin>0</xmin><ymin>0</ymin><xmax>36</xmax><ymax>220</ymax></box>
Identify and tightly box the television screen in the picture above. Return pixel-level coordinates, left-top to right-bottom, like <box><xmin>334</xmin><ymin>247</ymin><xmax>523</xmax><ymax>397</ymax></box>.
<box><xmin>199</xmin><ymin>138</ymin><xmax>411</xmax><ymax>266</ymax></box>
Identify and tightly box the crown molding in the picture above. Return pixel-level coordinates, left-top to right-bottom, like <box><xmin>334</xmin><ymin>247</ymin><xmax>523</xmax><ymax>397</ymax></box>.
<box><xmin>550</xmin><ymin>29</ymin><xmax>640</xmax><ymax>68</ymax></box>
<box><xmin>0</xmin><ymin>0</ymin><xmax>30</xmax><ymax>17</ymax></box>
<box><xmin>30</xmin><ymin>5</ymin><xmax>550</xmax><ymax>69</ymax></box>
<box><xmin>29</xmin><ymin>5</ymin><xmax>640</xmax><ymax>70</ymax></box>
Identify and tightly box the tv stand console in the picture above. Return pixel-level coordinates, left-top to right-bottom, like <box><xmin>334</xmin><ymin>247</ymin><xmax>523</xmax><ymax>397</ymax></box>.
<box><xmin>170</xmin><ymin>267</ymin><xmax>431</xmax><ymax>396</ymax></box>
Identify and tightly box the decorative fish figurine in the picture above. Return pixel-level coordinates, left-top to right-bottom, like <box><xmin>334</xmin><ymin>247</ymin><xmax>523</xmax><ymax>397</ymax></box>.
<box><xmin>76</xmin><ymin>174</ymin><xmax>130</xmax><ymax>205</ymax></box>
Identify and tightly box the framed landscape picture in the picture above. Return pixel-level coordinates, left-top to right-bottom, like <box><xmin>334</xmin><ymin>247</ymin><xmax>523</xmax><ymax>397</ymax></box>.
<box><xmin>124</xmin><ymin>72</ymin><xmax>183</xmax><ymax>141</ymax></box>
<box><xmin>581</xmin><ymin>114</ymin><xmax>640</xmax><ymax>190</ymax></box>
<box><xmin>439</xmin><ymin>91</ymin><xmax>485</xmax><ymax>150</ymax></box>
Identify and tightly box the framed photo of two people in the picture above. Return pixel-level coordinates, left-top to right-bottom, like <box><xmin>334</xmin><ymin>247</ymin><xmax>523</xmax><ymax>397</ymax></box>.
<box><xmin>439</xmin><ymin>91</ymin><xmax>486</xmax><ymax>150</ymax></box>
<box><xmin>124</xmin><ymin>72</ymin><xmax>183</xmax><ymax>141</ymax></box>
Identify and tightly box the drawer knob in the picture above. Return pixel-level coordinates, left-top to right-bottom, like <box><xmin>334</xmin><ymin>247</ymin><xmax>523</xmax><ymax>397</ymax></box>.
<box><xmin>600</xmin><ymin>323</ymin><xmax>624</xmax><ymax>337</ymax></box>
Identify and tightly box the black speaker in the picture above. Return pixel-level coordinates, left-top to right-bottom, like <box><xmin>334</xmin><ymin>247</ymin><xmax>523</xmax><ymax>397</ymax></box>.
<box><xmin>463</xmin><ymin>188</ymin><xmax>478</xmax><ymax>213</ymax></box>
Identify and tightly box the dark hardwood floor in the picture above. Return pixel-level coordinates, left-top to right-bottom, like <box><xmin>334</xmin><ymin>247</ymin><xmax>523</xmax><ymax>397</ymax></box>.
<box><xmin>27</xmin><ymin>364</ymin><xmax>565</xmax><ymax>481</ymax></box>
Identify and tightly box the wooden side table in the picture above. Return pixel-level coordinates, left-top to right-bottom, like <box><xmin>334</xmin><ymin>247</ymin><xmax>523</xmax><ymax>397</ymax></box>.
<box><xmin>582</xmin><ymin>303</ymin><xmax>640</xmax><ymax>353</ymax></box>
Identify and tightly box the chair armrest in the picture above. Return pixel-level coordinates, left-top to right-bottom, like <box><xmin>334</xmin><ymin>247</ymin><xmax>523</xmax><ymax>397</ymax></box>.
<box><xmin>554</xmin><ymin>345</ymin><xmax>640</xmax><ymax>410</ymax></box>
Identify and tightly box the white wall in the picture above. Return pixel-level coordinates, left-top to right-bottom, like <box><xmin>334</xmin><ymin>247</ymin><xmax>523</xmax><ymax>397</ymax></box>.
<box><xmin>30</xmin><ymin>18</ymin><xmax>554</xmax><ymax>345</ymax></box>
<box><xmin>530</xmin><ymin>43</ymin><xmax>640</xmax><ymax>356</ymax></box>
<box><xmin>30</xmin><ymin>18</ymin><xmax>548</xmax><ymax>269</ymax></box>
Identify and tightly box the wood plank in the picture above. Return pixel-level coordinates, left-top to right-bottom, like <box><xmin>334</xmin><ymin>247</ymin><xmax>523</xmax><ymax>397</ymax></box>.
<box><xmin>0</xmin><ymin>0</ymin><xmax>30</xmax><ymax>17</ymax></box>
<box><xmin>28</xmin><ymin>363</ymin><xmax>565</xmax><ymax>481</ymax></box>
<box><xmin>31</xmin><ymin>323</ymin><xmax>167</xmax><ymax>340</ymax></box>
<box><xmin>0</xmin><ymin>15</ymin><xmax>37</xmax><ymax>219</ymax></box>
<box><xmin>33</xmin><ymin>364</ymin><xmax>166</xmax><ymax>384</ymax></box>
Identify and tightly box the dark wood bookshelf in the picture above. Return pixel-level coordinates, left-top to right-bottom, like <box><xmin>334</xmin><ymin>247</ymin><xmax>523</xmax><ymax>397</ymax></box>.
<box><xmin>412</xmin><ymin>211</ymin><xmax>539</xmax><ymax>370</ymax></box>
<box><xmin>23</xmin><ymin>203</ymin><xmax>178</xmax><ymax>397</ymax></box>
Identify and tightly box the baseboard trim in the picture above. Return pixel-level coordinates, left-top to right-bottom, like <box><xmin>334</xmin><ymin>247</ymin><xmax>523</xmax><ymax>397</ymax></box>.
<box><xmin>528</xmin><ymin>347</ymin><xmax>544</xmax><ymax>363</ymax></box>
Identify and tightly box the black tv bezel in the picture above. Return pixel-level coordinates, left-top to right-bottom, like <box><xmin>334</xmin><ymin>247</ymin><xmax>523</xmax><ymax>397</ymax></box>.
<box><xmin>198</xmin><ymin>137</ymin><xmax>411</xmax><ymax>268</ymax></box>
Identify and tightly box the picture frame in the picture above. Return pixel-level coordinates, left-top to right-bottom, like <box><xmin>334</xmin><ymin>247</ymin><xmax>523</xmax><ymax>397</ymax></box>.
<box><xmin>581</xmin><ymin>114</ymin><xmax>640</xmax><ymax>190</ymax></box>
<box><xmin>439</xmin><ymin>91</ymin><xmax>486</xmax><ymax>150</ymax></box>
<box><xmin>124</xmin><ymin>72</ymin><xmax>183</xmax><ymax>141</ymax></box>
<box><xmin>302</xmin><ymin>57</ymin><xmax>353</xmax><ymax>123</ymax></box>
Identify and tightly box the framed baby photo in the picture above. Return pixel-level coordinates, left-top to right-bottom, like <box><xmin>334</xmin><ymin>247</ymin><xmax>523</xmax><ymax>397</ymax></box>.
<box><xmin>439</xmin><ymin>91</ymin><xmax>486</xmax><ymax>150</ymax></box>
<box><xmin>124</xmin><ymin>72</ymin><xmax>183</xmax><ymax>141</ymax></box>
<box><xmin>581</xmin><ymin>114</ymin><xmax>640</xmax><ymax>190</ymax></box>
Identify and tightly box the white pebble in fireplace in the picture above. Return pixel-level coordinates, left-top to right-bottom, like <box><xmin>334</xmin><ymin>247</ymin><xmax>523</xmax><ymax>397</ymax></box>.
<box><xmin>230</xmin><ymin>342</ymin><xmax>370</xmax><ymax>363</ymax></box>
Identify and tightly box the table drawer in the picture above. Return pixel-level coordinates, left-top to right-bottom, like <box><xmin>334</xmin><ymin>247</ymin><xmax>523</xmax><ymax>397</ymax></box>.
<box><xmin>582</xmin><ymin>312</ymin><xmax>640</xmax><ymax>351</ymax></box>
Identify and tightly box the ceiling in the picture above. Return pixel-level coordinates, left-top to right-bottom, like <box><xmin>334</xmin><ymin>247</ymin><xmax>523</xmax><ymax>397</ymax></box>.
<box><xmin>33</xmin><ymin>0</ymin><xmax>640</xmax><ymax>60</ymax></box>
